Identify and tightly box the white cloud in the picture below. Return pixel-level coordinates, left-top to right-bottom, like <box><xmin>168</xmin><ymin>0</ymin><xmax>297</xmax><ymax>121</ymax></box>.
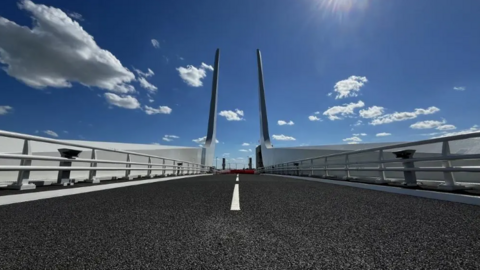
<box><xmin>138</xmin><ymin>77</ymin><xmax>157</xmax><ymax>93</ymax></box>
<box><xmin>162</xmin><ymin>134</ymin><xmax>179</xmax><ymax>142</ymax></box>
<box><xmin>0</xmin><ymin>105</ymin><xmax>13</xmax><ymax>115</ymax></box>
<box><xmin>353</xmin><ymin>133</ymin><xmax>367</xmax><ymax>136</ymax></box>
<box><xmin>219</xmin><ymin>109</ymin><xmax>244</xmax><ymax>121</ymax></box>
<box><xmin>134</xmin><ymin>68</ymin><xmax>154</xmax><ymax>78</ymax></box>
<box><xmin>222</xmin><ymin>153</ymin><xmax>230</xmax><ymax>157</ymax></box>
<box><xmin>68</xmin><ymin>12</ymin><xmax>83</xmax><ymax>21</ymax></box>
<box><xmin>348</xmin><ymin>142</ymin><xmax>359</xmax><ymax>144</ymax></box>
<box><xmin>437</xmin><ymin>124</ymin><xmax>456</xmax><ymax>131</ymax></box>
<box><xmin>242</xmin><ymin>143</ymin><xmax>250</xmax><ymax>146</ymax></box>
<box><xmin>453</xmin><ymin>86</ymin><xmax>465</xmax><ymax>91</ymax></box>
<box><xmin>314</xmin><ymin>111</ymin><xmax>320</xmax><ymax>114</ymax></box>
<box><xmin>432</xmin><ymin>125</ymin><xmax>479</xmax><ymax>138</ymax></box>
<box><xmin>352</xmin><ymin>120</ymin><xmax>363</xmax><ymax>127</ymax></box>
<box><xmin>359</xmin><ymin>106</ymin><xmax>384</xmax><ymax>119</ymax></box>
<box><xmin>63</xmin><ymin>130</ymin><xmax>68</xmax><ymax>134</ymax></box>
<box><xmin>308</xmin><ymin>115</ymin><xmax>322</xmax><ymax>121</ymax></box>
<box><xmin>43</xmin><ymin>130</ymin><xmax>58</xmax><ymax>138</ymax></box>
<box><xmin>332</xmin><ymin>76</ymin><xmax>368</xmax><ymax>99</ymax></box>
<box><xmin>0</xmin><ymin>1</ymin><xmax>136</xmax><ymax>93</ymax></box>
<box><xmin>239</xmin><ymin>149</ymin><xmax>251</xmax><ymax>152</ymax></box>
<box><xmin>144</xmin><ymin>105</ymin><xmax>172</xmax><ymax>115</ymax></box>
<box><xmin>272</xmin><ymin>134</ymin><xmax>296</xmax><ymax>141</ymax></box>
<box><xmin>200</xmin><ymin>62</ymin><xmax>214</xmax><ymax>71</ymax></box>
<box><xmin>192</xmin><ymin>136</ymin><xmax>219</xmax><ymax>144</ymax></box>
<box><xmin>278</xmin><ymin>120</ymin><xmax>294</xmax><ymax>125</ymax></box>
<box><xmin>148</xmin><ymin>99</ymin><xmax>154</xmax><ymax>103</ymax></box>
<box><xmin>343</xmin><ymin>136</ymin><xmax>362</xmax><ymax>143</ymax></box>
<box><xmin>176</xmin><ymin>62</ymin><xmax>213</xmax><ymax>87</ymax></box>
<box><xmin>376</xmin><ymin>132</ymin><xmax>391</xmax><ymax>137</ymax></box>
<box><xmin>410</xmin><ymin>120</ymin><xmax>445</xmax><ymax>129</ymax></box>
<box><xmin>323</xmin><ymin>101</ymin><xmax>365</xmax><ymax>120</ymax></box>
<box><xmin>370</xmin><ymin>106</ymin><xmax>440</xmax><ymax>125</ymax></box>
<box><xmin>151</xmin><ymin>39</ymin><xmax>160</xmax><ymax>48</ymax></box>
<box><xmin>104</xmin><ymin>93</ymin><xmax>140</xmax><ymax>109</ymax></box>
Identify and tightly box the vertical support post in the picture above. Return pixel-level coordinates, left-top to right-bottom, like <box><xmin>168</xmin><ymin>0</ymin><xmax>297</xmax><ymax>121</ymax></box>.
<box><xmin>56</xmin><ymin>149</ymin><xmax>82</xmax><ymax>186</ymax></box>
<box><xmin>377</xmin><ymin>150</ymin><xmax>387</xmax><ymax>183</ymax></box>
<box><xmin>439</xmin><ymin>141</ymin><xmax>464</xmax><ymax>190</ymax></box>
<box><xmin>345</xmin><ymin>155</ymin><xmax>351</xmax><ymax>179</ymax></box>
<box><xmin>86</xmin><ymin>149</ymin><xmax>99</xmax><ymax>184</ymax></box>
<box><xmin>310</xmin><ymin>159</ymin><xmax>314</xmax><ymax>176</ymax></box>
<box><xmin>162</xmin><ymin>159</ymin><xmax>166</xmax><ymax>176</ymax></box>
<box><xmin>393</xmin><ymin>150</ymin><xmax>417</xmax><ymax>187</ymax></box>
<box><xmin>186</xmin><ymin>163</ymin><xmax>190</xmax><ymax>175</ymax></box>
<box><xmin>147</xmin><ymin>157</ymin><xmax>152</xmax><ymax>178</ymax></box>
<box><xmin>324</xmin><ymin>157</ymin><xmax>329</xmax><ymax>177</ymax></box>
<box><xmin>125</xmin><ymin>154</ymin><xmax>131</xmax><ymax>180</ymax></box>
<box><xmin>8</xmin><ymin>139</ymin><xmax>36</xmax><ymax>190</ymax></box>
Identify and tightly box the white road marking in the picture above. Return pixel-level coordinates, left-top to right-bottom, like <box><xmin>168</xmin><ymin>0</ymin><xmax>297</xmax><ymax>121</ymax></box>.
<box><xmin>230</xmin><ymin>184</ymin><xmax>240</xmax><ymax>211</ymax></box>
<box><xmin>0</xmin><ymin>174</ymin><xmax>212</xmax><ymax>207</ymax></box>
<box><xmin>236</xmin><ymin>174</ymin><xmax>239</xmax><ymax>181</ymax></box>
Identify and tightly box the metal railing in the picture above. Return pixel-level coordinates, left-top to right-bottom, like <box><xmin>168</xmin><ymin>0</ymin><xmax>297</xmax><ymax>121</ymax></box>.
<box><xmin>0</xmin><ymin>130</ymin><xmax>211</xmax><ymax>190</ymax></box>
<box><xmin>258</xmin><ymin>132</ymin><xmax>480</xmax><ymax>191</ymax></box>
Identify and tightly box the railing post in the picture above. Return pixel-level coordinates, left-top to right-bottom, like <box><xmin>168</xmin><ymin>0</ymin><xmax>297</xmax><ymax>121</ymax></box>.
<box><xmin>345</xmin><ymin>155</ymin><xmax>351</xmax><ymax>179</ymax></box>
<box><xmin>163</xmin><ymin>159</ymin><xmax>166</xmax><ymax>176</ymax></box>
<box><xmin>186</xmin><ymin>163</ymin><xmax>189</xmax><ymax>175</ymax></box>
<box><xmin>86</xmin><ymin>149</ymin><xmax>99</xmax><ymax>184</ymax></box>
<box><xmin>7</xmin><ymin>139</ymin><xmax>36</xmax><ymax>190</ymax></box>
<box><xmin>125</xmin><ymin>154</ymin><xmax>131</xmax><ymax>180</ymax></box>
<box><xmin>324</xmin><ymin>157</ymin><xmax>329</xmax><ymax>177</ymax></box>
<box><xmin>438</xmin><ymin>141</ymin><xmax>466</xmax><ymax>190</ymax></box>
<box><xmin>147</xmin><ymin>157</ymin><xmax>152</xmax><ymax>178</ymax></box>
<box><xmin>376</xmin><ymin>150</ymin><xmax>387</xmax><ymax>184</ymax></box>
<box><xmin>310</xmin><ymin>159</ymin><xmax>314</xmax><ymax>177</ymax></box>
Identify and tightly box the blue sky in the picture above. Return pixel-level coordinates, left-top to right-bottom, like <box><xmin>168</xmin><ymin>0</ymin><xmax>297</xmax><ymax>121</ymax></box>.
<box><xmin>1</xmin><ymin>0</ymin><xmax>479</xmax><ymax>166</ymax></box>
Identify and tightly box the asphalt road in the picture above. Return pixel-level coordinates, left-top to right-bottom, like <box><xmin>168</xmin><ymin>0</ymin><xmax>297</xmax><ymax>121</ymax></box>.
<box><xmin>1</xmin><ymin>174</ymin><xmax>479</xmax><ymax>269</ymax></box>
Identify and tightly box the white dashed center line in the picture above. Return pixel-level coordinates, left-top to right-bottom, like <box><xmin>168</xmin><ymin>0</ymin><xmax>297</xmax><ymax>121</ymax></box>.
<box><xmin>236</xmin><ymin>174</ymin><xmax>239</xmax><ymax>182</ymax></box>
<box><xmin>230</xmin><ymin>183</ymin><xmax>240</xmax><ymax>211</ymax></box>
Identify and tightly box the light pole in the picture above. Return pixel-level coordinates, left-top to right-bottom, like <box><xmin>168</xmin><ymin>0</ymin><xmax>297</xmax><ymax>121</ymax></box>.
<box><xmin>215</xmin><ymin>156</ymin><xmax>218</xmax><ymax>169</ymax></box>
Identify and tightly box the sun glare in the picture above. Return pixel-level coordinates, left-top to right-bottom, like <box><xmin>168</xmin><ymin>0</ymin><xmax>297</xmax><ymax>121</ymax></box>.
<box><xmin>317</xmin><ymin>0</ymin><xmax>369</xmax><ymax>14</ymax></box>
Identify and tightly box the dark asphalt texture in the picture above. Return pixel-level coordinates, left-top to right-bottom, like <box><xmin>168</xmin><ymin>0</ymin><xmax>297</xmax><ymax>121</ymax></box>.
<box><xmin>1</xmin><ymin>174</ymin><xmax>479</xmax><ymax>269</ymax></box>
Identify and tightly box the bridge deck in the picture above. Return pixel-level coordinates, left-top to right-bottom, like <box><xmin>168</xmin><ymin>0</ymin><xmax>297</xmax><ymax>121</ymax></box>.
<box><xmin>1</xmin><ymin>175</ymin><xmax>479</xmax><ymax>269</ymax></box>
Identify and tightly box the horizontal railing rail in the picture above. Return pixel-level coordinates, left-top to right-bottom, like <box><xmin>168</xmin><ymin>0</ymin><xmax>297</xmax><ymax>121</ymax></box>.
<box><xmin>0</xmin><ymin>130</ymin><xmax>212</xmax><ymax>190</ymax></box>
<box><xmin>258</xmin><ymin>131</ymin><xmax>480</xmax><ymax>191</ymax></box>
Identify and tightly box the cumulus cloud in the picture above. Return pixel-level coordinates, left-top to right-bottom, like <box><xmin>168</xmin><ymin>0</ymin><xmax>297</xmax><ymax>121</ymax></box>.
<box><xmin>0</xmin><ymin>105</ymin><xmax>13</xmax><ymax>115</ymax></box>
<box><xmin>323</xmin><ymin>101</ymin><xmax>365</xmax><ymax>120</ymax></box>
<box><xmin>242</xmin><ymin>143</ymin><xmax>250</xmax><ymax>146</ymax></box>
<box><xmin>68</xmin><ymin>12</ymin><xmax>83</xmax><ymax>21</ymax></box>
<box><xmin>437</xmin><ymin>124</ymin><xmax>456</xmax><ymax>131</ymax></box>
<box><xmin>353</xmin><ymin>133</ymin><xmax>367</xmax><ymax>136</ymax></box>
<box><xmin>331</xmin><ymin>76</ymin><xmax>368</xmax><ymax>99</ymax></box>
<box><xmin>376</xmin><ymin>132</ymin><xmax>391</xmax><ymax>137</ymax></box>
<box><xmin>162</xmin><ymin>135</ymin><xmax>179</xmax><ymax>142</ymax></box>
<box><xmin>138</xmin><ymin>77</ymin><xmax>157</xmax><ymax>93</ymax></box>
<box><xmin>239</xmin><ymin>149</ymin><xmax>252</xmax><ymax>152</ymax></box>
<box><xmin>192</xmin><ymin>136</ymin><xmax>219</xmax><ymax>144</ymax></box>
<box><xmin>151</xmin><ymin>39</ymin><xmax>160</xmax><ymax>48</ymax></box>
<box><xmin>410</xmin><ymin>120</ymin><xmax>445</xmax><ymax>129</ymax></box>
<box><xmin>370</xmin><ymin>106</ymin><xmax>440</xmax><ymax>125</ymax></box>
<box><xmin>134</xmin><ymin>68</ymin><xmax>154</xmax><ymax>78</ymax></box>
<box><xmin>343</xmin><ymin>136</ymin><xmax>362</xmax><ymax>143</ymax></box>
<box><xmin>278</xmin><ymin>120</ymin><xmax>294</xmax><ymax>126</ymax></box>
<box><xmin>219</xmin><ymin>109</ymin><xmax>244</xmax><ymax>121</ymax></box>
<box><xmin>104</xmin><ymin>93</ymin><xmax>140</xmax><ymax>109</ymax></box>
<box><xmin>359</xmin><ymin>106</ymin><xmax>384</xmax><ymax>119</ymax></box>
<box><xmin>176</xmin><ymin>62</ymin><xmax>214</xmax><ymax>87</ymax></box>
<box><xmin>43</xmin><ymin>130</ymin><xmax>58</xmax><ymax>137</ymax></box>
<box><xmin>0</xmin><ymin>0</ymin><xmax>136</xmax><ymax>93</ymax></box>
<box><xmin>308</xmin><ymin>115</ymin><xmax>322</xmax><ymax>121</ymax></box>
<box><xmin>432</xmin><ymin>125</ymin><xmax>479</xmax><ymax>138</ymax></box>
<box><xmin>144</xmin><ymin>105</ymin><xmax>172</xmax><ymax>115</ymax></box>
<box><xmin>272</xmin><ymin>134</ymin><xmax>296</xmax><ymax>141</ymax></box>
<box><xmin>453</xmin><ymin>86</ymin><xmax>465</xmax><ymax>91</ymax></box>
